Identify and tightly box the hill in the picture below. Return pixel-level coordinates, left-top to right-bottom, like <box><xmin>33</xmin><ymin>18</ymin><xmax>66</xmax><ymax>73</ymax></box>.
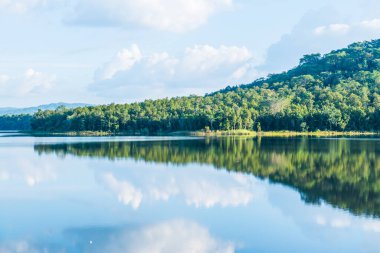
<box><xmin>0</xmin><ymin>103</ymin><xmax>90</xmax><ymax>130</ymax></box>
<box><xmin>15</xmin><ymin>39</ymin><xmax>380</xmax><ymax>133</ymax></box>
<box><xmin>0</xmin><ymin>103</ymin><xmax>90</xmax><ymax>116</ymax></box>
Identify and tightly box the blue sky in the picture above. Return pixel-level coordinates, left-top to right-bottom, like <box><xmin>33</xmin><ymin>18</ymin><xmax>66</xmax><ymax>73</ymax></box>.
<box><xmin>1</xmin><ymin>0</ymin><xmax>380</xmax><ymax>107</ymax></box>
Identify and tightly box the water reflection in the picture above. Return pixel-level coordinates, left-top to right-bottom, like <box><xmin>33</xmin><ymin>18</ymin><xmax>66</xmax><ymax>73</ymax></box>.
<box><xmin>0</xmin><ymin>220</ymin><xmax>234</xmax><ymax>253</ymax></box>
<box><xmin>34</xmin><ymin>137</ymin><xmax>380</xmax><ymax>217</ymax></box>
<box><xmin>98</xmin><ymin>167</ymin><xmax>255</xmax><ymax>209</ymax></box>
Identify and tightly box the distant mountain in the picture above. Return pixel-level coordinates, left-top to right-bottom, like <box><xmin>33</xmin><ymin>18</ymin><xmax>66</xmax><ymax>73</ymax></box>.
<box><xmin>0</xmin><ymin>103</ymin><xmax>91</xmax><ymax>116</ymax></box>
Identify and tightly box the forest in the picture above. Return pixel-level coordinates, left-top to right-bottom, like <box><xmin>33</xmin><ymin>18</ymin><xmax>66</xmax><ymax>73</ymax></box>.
<box><xmin>0</xmin><ymin>115</ymin><xmax>32</xmax><ymax>130</ymax></box>
<box><xmin>4</xmin><ymin>39</ymin><xmax>380</xmax><ymax>133</ymax></box>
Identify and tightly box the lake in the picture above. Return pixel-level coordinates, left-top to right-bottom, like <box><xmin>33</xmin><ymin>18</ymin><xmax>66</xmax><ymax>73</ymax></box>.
<box><xmin>0</xmin><ymin>135</ymin><xmax>380</xmax><ymax>253</ymax></box>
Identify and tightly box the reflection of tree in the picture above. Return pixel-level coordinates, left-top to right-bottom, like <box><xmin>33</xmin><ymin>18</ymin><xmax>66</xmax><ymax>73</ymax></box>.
<box><xmin>35</xmin><ymin>137</ymin><xmax>380</xmax><ymax>217</ymax></box>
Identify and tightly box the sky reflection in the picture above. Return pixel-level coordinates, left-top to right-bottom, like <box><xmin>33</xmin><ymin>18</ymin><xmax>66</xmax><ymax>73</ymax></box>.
<box><xmin>0</xmin><ymin>137</ymin><xmax>380</xmax><ymax>253</ymax></box>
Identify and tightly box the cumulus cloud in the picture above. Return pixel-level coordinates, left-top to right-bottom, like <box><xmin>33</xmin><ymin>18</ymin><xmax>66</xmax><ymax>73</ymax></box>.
<box><xmin>96</xmin><ymin>44</ymin><xmax>143</xmax><ymax>80</ymax></box>
<box><xmin>1</xmin><ymin>0</ymin><xmax>233</xmax><ymax>32</ymax></box>
<box><xmin>0</xmin><ymin>74</ymin><xmax>10</xmax><ymax>84</ymax></box>
<box><xmin>0</xmin><ymin>0</ymin><xmax>58</xmax><ymax>13</ymax></box>
<box><xmin>314</xmin><ymin>23</ymin><xmax>350</xmax><ymax>36</ymax></box>
<box><xmin>360</xmin><ymin>19</ymin><xmax>380</xmax><ymax>29</ymax></box>
<box><xmin>99</xmin><ymin>220</ymin><xmax>235</xmax><ymax>253</ymax></box>
<box><xmin>314</xmin><ymin>19</ymin><xmax>380</xmax><ymax>36</ymax></box>
<box><xmin>90</xmin><ymin>44</ymin><xmax>258</xmax><ymax>100</ymax></box>
<box><xmin>19</xmin><ymin>68</ymin><xmax>56</xmax><ymax>95</ymax></box>
<box><xmin>66</xmin><ymin>0</ymin><xmax>233</xmax><ymax>32</ymax></box>
<box><xmin>260</xmin><ymin>8</ymin><xmax>380</xmax><ymax>73</ymax></box>
<box><xmin>0</xmin><ymin>69</ymin><xmax>55</xmax><ymax>97</ymax></box>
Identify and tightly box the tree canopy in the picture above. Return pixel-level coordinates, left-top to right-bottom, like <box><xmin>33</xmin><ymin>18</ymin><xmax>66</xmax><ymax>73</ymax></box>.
<box><xmin>0</xmin><ymin>114</ymin><xmax>31</xmax><ymax>130</ymax></box>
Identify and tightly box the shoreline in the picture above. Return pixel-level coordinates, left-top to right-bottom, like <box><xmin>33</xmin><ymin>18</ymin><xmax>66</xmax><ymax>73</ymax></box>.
<box><xmin>21</xmin><ymin>130</ymin><xmax>379</xmax><ymax>137</ymax></box>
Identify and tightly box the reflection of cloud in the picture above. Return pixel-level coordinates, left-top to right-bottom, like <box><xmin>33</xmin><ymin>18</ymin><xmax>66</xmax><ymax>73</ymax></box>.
<box><xmin>103</xmin><ymin>173</ymin><xmax>142</xmax><ymax>209</ymax></box>
<box><xmin>100</xmin><ymin>220</ymin><xmax>234</xmax><ymax>253</ymax></box>
<box><xmin>330</xmin><ymin>218</ymin><xmax>351</xmax><ymax>228</ymax></box>
<box><xmin>183</xmin><ymin>179</ymin><xmax>252</xmax><ymax>208</ymax></box>
<box><xmin>148</xmin><ymin>177</ymin><xmax>179</xmax><ymax>201</ymax></box>
<box><xmin>0</xmin><ymin>159</ymin><xmax>57</xmax><ymax>186</ymax></box>
<box><xmin>0</xmin><ymin>220</ymin><xmax>235</xmax><ymax>253</ymax></box>
<box><xmin>363</xmin><ymin>221</ymin><xmax>380</xmax><ymax>233</ymax></box>
<box><xmin>0</xmin><ymin>241</ymin><xmax>40</xmax><ymax>253</ymax></box>
<box><xmin>330</xmin><ymin>218</ymin><xmax>351</xmax><ymax>229</ymax></box>
<box><xmin>100</xmin><ymin>168</ymin><xmax>255</xmax><ymax>209</ymax></box>
<box><xmin>314</xmin><ymin>215</ymin><xmax>351</xmax><ymax>229</ymax></box>
<box><xmin>0</xmin><ymin>170</ymin><xmax>10</xmax><ymax>181</ymax></box>
<box><xmin>315</xmin><ymin>215</ymin><xmax>327</xmax><ymax>226</ymax></box>
<box><xmin>18</xmin><ymin>160</ymin><xmax>57</xmax><ymax>187</ymax></box>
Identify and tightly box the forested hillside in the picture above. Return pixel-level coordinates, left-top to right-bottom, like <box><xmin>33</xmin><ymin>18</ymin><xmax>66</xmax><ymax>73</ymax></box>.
<box><xmin>31</xmin><ymin>39</ymin><xmax>380</xmax><ymax>133</ymax></box>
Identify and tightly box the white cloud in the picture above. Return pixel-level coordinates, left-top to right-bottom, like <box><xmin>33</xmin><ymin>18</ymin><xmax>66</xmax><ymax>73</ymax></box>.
<box><xmin>102</xmin><ymin>173</ymin><xmax>143</xmax><ymax>209</ymax></box>
<box><xmin>314</xmin><ymin>19</ymin><xmax>380</xmax><ymax>36</ymax></box>
<box><xmin>19</xmin><ymin>68</ymin><xmax>56</xmax><ymax>95</ymax></box>
<box><xmin>68</xmin><ymin>0</ymin><xmax>233</xmax><ymax>32</ymax></box>
<box><xmin>97</xmin><ymin>44</ymin><xmax>142</xmax><ymax>80</ymax></box>
<box><xmin>360</xmin><ymin>19</ymin><xmax>380</xmax><ymax>29</ymax></box>
<box><xmin>0</xmin><ymin>74</ymin><xmax>10</xmax><ymax>84</ymax></box>
<box><xmin>0</xmin><ymin>69</ymin><xmax>55</xmax><ymax>97</ymax></box>
<box><xmin>0</xmin><ymin>0</ymin><xmax>233</xmax><ymax>32</ymax></box>
<box><xmin>181</xmin><ymin>45</ymin><xmax>252</xmax><ymax>73</ymax></box>
<box><xmin>314</xmin><ymin>23</ymin><xmax>350</xmax><ymax>36</ymax></box>
<box><xmin>100</xmin><ymin>220</ymin><xmax>235</xmax><ymax>253</ymax></box>
<box><xmin>0</xmin><ymin>0</ymin><xmax>52</xmax><ymax>13</ymax></box>
<box><xmin>260</xmin><ymin>8</ymin><xmax>380</xmax><ymax>73</ymax></box>
<box><xmin>90</xmin><ymin>44</ymin><xmax>257</xmax><ymax>100</ymax></box>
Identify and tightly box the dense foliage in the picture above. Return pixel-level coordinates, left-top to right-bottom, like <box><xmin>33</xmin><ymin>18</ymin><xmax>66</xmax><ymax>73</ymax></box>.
<box><xmin>0</xmin><ymin>115</ymin><xmax>32</xmax><ymax>130</ymax></box>
<box><xmin>32</xmin><ymin>39</ymin><xmax>380</xmax><ymax>133</ymax></box>
<box><xmin>35</xmin><ymin>137</ymin><xmax>380</xmax><ymax>217</ymax></box>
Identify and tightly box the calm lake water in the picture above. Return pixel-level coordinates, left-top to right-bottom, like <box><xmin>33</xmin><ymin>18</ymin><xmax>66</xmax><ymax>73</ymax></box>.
<box><xmin>1</xmin><ymin>135</ymin><xmax>380</xmax><ymax>253</ymax></box>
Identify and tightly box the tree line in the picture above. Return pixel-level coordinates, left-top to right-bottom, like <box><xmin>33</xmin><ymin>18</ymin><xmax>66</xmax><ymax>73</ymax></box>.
<box><xmin>0</xmin><ymin>114</ymin><xmax>31</xmax><ymax>130</ymax></box>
